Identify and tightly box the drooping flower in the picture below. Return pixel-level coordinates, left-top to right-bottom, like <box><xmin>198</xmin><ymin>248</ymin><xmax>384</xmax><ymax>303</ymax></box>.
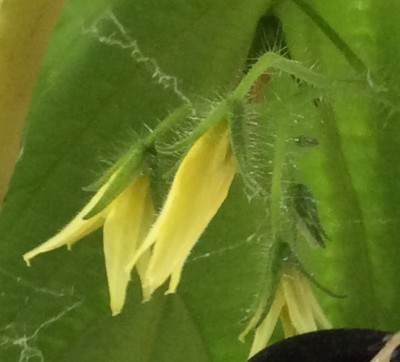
<box><xmin>240</xmin><ymin>264</ymin><xmax>332</xmax><ymax>357</ymax></box>
<box><xmin>127</xmin><ymin>120</ymin><xmax>237</xmax><ymax>299</ymax></box>
<box><xmin>23</xmin><ymin>174</ymin><xmax>154</xmax><ymax>315</ymax></box>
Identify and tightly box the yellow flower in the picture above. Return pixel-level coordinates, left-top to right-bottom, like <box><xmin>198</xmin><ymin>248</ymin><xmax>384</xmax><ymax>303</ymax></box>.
<box><xmin>127</xmin><ymin>120</ymin><xmax>236</xmax><ymax>299</ymax></box>
<box><xmin>23</xmin><ymin>174</ymin><xmax>154</xmax><ymax>315</ymax></box>
<box><xmin>240</xmin><ymin>265</ymin><xmax>332</xmax><ymax>357</ymax></box>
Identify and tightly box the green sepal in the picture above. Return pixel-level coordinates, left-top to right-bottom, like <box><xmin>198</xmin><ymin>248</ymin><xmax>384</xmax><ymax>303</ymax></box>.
<box><xmin>251</xmin><ymin>240</ymin><xmax>291</xmax><ymax>327</ymax></box>
<box><xmin>83</xmin><ymin>145</ymin><xmax>145</xmax><ymax>219</ymax></box>
<box><xmin>290</xmin><ymin>183</ymin><xmax>329</xmax><ymax>248</ymax></box>
<box><xmin>83</xmin><ymin>151</ymin><xmax>134</xmax><ymax>193</ymax></box>
<box><xmin>275</xmin><ymin>243</ymin><xmax>346</xmax><ymax>300</ymax></box>
<box><xmin>294</xmin><ymin>258</ymin><xmax>347</xmax><ymax>299</ymax></box>
<box><xmin>263</xmin><ymin>239</ymin><xmax>291</xmax><ymax>293</ymax></box>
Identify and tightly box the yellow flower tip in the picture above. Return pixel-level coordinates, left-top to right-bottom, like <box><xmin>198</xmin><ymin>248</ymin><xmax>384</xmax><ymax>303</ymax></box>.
<box><xmin>127</xmin><ymin>121</ymin><xmax>236</xmax><ymax>299</ymax></box>
<box><xmin>22</xmin><ymin>177</ymin><xmax>111</xmax><ymax>264</ymax></box>
<box><xmin>22</xmin><ymin>254</ymin><xmax>31</xmax><ymax>267</ymax></box>
<box><xmin>111</xmin><ymin>308</ymin><xmax>122</xmax><ymax>317</ymax></box>
<box><xmin>124</xmin><ymin>253</ymin><xmax>140</xmax><ymax>275</ymax></box>
<box><xmin>239</xmin><ymin>329</ymin><xmax>251</xmax><ymax>343</ymax></box>
<box><xmin>22</xmin><ymin>245</ymin><xmax>51</xmax><ymax>265</ymax></box>
<box><xmin>108</xmin><ymin>271</ymin><xmax>131</xmax><ymax>315</ymax></box>
<box><xmin>22</xmin><ymin>253</ymin><xmax>31</xmax><ymax>266</ymax></box>
<box><xmin>140</xmin><ymin>277</ymin><xmax>157</xmax><ymax>301</ymax></box>
<box><xmin>244</xmin><ymin>265</ymin><xmax>331</xmax><ymax>358</ymax></box>
<box><xmin>107</xmin><ymin>272</ymin><xmax>130</xmax><ymax>316</ymax></box>
<box><xmin>141</xmin><ymin>288</ymin><xmax>152</xmax><ymax>303</ymax></box>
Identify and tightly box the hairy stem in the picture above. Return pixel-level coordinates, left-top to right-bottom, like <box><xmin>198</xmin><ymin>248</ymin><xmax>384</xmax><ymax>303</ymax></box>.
<box><xmin>270</xmin><ymin>119</ymin><xmax>287</xmax><ymax>238</ymax></box>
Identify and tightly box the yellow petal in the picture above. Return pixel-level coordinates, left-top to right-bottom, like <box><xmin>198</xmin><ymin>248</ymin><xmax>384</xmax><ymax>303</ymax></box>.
<box><xmin>239</xmin><ymin>295</ymin><xmax>268</xmax><ymax>342</ymax></box>
<box><xmin>249</xmin><ymin>288</ymin><xmax>285</xmax><ymax>357</ymax></box>
<box><xmin>128</xmin><ymin>121</ymin><xmax>236</xmax><ymax>297</ymax></box>
<box><xmin>291</xmin><ymin>271</ymin><xmax>318</xmax><ymax>332</ymax></box>
<box><xmin>244</xmin><ymin>265</ymin><xmax>331</xmax><ymax>357</ymax></box>
<box><xmin>23</xmin><ymin>177</ymin><xmax>112</xmax><ymax>265</ymax></box>
<box><xmin>279</xmin><ymin>305</ymin><xmax>296</xmax><ymax>337</ymax></box>
<box><xmin>300</xmin><ymin>273</ymin><xmax>332</xmax><ymax>329</ymax></box>
<box><xmin>165</xmin><ymin>257</ymin><xmax>186</xmax><ymax>295</ymax></box>
<box><xmin>103</xmin><ymin>175</ymin><xmax>154</xmax><ymax>315</ymax></box>
<box><xmin>134</xmin><ymin>191</ymin><xmax>154</xmax><ymax>302</ymax></box>
<box><xmin>281</xmin><ymin>269</ymin><xmax>317</xmax><ymax>333</ymax></box>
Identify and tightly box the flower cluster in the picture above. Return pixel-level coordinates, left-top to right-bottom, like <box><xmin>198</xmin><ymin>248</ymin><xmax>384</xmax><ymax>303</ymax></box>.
<box><xmin>23</xmin><ymin>120</ymin><xmax>236</xmax><ymax>315</ymax></box>
<box><xmin>240</xmin><ymin>264</ymin><xmax>332</xmax><ymax>357</ymax></box>
<box><xmin>21</xmin><ymin>51</ymin><xmax>336</xmax><ymax>359</ymax></box>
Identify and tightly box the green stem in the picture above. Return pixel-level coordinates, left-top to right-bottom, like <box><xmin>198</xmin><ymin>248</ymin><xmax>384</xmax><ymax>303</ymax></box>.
<box><xmin>174</xmin><ymin>52</ymin><xmax>331</xmax><ymax>154</ymax></box>
<box><xmin>270</xmin><ymin>119</ymin><xmax>287</xmax><ymax>238</ymax></box>
<box><xmin>144</xmin><ymin>105</ymin><xmax>190</xmax><ymax>147</ymax></box>
<box><xmin>161</xmin><ymin>100</ymin><xmax>230</xmax><ymax>152</ymax></box>
<box><xmin>232</xmin><ymin>52</ymin><xmax>330</xmax><ymax>101</ymax></box>
<box><xmin>179</xmin><ymin>51</ymin><xmax>338</xmax><ymax>155</ymax></box>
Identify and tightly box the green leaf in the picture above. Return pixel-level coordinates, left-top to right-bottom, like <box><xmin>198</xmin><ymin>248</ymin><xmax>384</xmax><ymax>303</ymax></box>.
<box><xmin>0</xmin><ymin>0</ymin><xmax>273</xmax><ymax>361</ymax></box>
<box><xmin>274</xmin><ymin>0</ymin><xmax>400</xmax><ymax>330</ymax></box>
<box><xmin>3</xmin><ymin>0</ymin><xmax>400</xmax><ymax>360</ymax></box>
